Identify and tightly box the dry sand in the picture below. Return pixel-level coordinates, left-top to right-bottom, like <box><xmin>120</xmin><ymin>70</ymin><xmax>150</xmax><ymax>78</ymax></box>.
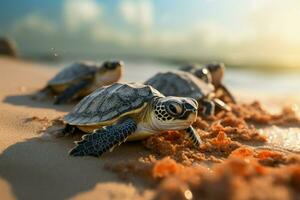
<box><xmin>0</xmin><ymin>56</ymin><xmax>153</xmax><ymax>200</ymax></box>
<box><xmin>0</xmin><ymin>56</ymin><xmax>299</xmax><ymax>200</ymax></box>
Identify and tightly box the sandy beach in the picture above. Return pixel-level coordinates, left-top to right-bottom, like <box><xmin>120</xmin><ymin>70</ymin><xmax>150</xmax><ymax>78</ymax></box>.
<box><xmin>0</xmin><ymin>56</ymin><xmax>155</xmax><ymax>200</ymax></box>
<box><xmin>3</xmin><ymin>0</ymin><xmax>300</xmax><ymax>199</ymax></box>
<box><xmin>0</xmin><ymin>56</ymin><xmax>299</xmax><ymax>200</ymax></box>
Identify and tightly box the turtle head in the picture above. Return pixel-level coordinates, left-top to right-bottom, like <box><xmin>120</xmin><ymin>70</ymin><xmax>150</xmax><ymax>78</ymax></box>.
<box><xmin>96</xmin><ymin>60</ymin><xmax>124</xmax><ymax>85</ymax></box>
<box><xmin>193</xmin><ymin>68</ymin><xmax>212</xmax><ymax>84</ymax></box>
<box><xmin>181</xmin><ymin>64</ymin><xmax>212</xmax><ymax>84</ymax></box>
<box><xmin>102</xmin><ymin>60</ymin><xmax>124</xmax><ymax>71</ymax></box>
<box><xmin>205</xmin><ymin>62</ymin><xmax>225</xmax><ymax>86</ymax></box>
<box><xmin>150</xmin><ymin>96</ymin><xmax>198</xmax><ymax>131</ymax></box>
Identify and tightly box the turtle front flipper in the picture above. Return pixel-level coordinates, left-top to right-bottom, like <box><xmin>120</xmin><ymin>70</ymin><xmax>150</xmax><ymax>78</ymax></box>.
<box><xmin>201</xmin><ymin>99</ymin><xmax>215</xmax><ymax>117</ymax></box>
<box><xmin>69</xmin><ymin>118</ymin><xmax>137</xmax><ymax>157</ymax></box>
<box><xmin>54</xmin><ymin>80</ymin><xmax>91</xmax><ymax>104</ymax></box>
<box><xmin>32</xmin><ymin>86</ymin><xmax>52</xmax><ymax>101</ymax></box>
<box><xmin>218</xmin><ymin>83</ymin><xmax>236</xmax><ymax>103</ymax></box>
<box><xmin>185</xmin><ymin>126</ymin><xmax>201</xmax><ymax>147</ymax></box>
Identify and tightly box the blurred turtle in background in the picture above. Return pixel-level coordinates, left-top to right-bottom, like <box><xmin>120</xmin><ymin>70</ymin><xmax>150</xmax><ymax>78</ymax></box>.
<box><xmin>145</xmin><ymin>71</ymin><xmax>230</xmax><ymax>117</ymax></box>
<box><xmin>38</xmin><ymin>61</ymin><xmax>123</xmax><ymax>104</ymax></box>
<box><xmin>0</xmin><ymin>38</ymin><xmax>17</xmax><ymax>57</ymax></box>
<box><xmin>181</xmin><ymin>62</ymin><xmax>236</xmax><ymax>103</ymax></box>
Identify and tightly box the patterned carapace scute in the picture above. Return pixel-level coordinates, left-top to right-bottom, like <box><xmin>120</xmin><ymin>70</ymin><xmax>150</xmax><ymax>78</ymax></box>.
<box><xmin>64</xmin><ymin>83</ymin><xmax>164</xmax><ymax>125</ymax></box>
<box><xmin>48</xmin><ymin>62</ymin><xmax>97</xmax><ymax>85</ymax></box>
<box><xmin>145</xmin><ymin>71</ymin><xmax>214</xmax><ymax>100</ymax></box>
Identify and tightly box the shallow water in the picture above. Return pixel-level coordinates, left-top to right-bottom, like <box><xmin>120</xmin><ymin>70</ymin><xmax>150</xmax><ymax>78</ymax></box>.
<box><xmin>259</xmin><ymin>126</ymin><xmax>300</xmax><ymax>152</ymax></box>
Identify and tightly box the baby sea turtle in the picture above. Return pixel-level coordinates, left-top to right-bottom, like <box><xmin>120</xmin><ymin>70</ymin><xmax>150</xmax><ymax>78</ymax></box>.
<box><xmin>64</xmin><ymin>82</ymin><xmax>200</xmax><ymax>157</ymax></box>
<box><xmin>181</xmin><ymin>63</ymin><xmax>236</xmax><ymax>103</ymax></box>
<box><xmin>40</xmin><ymin>61</ymin><xmax>123</xmax><ymax>104</ymax></box>
<box><xmin>144</xmin><ymin>71</ymin><xmax>229</xmax><ymax>117</ymax></box>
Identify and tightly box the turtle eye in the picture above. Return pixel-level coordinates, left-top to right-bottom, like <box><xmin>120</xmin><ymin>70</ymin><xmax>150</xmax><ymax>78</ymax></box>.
<box><xmin>195</xmin><ymin>68</ymin><xmax>212</xmax><ymax>83</ymax></box>
<box><xmin>103</xmin><ymin>62</ymin><xmax>115</xmax><ymax>70</ymax></box>
<box><xmin>167</xmin><ymin>102</ymin><xmax>183</xmax><ymax>116</ymax></box>
<box><xmin>106</xmin><ymin>63</ymin><xmax>113</xmax><ymax>69</ymax></box>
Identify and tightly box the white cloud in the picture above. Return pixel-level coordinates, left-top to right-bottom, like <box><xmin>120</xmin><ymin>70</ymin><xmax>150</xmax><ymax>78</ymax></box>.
<box><xmin>12</xmin><ymin>13</ymin><xmax>56</xmax><ymax>35</ymax></box>
<box><xmin>151</xmin><ymin>0</ymin><xmax>300</xmax><ymax>65</ymax></box>
<box><xmin>61</xmin><ymin>0</ymin><xmax>133</xmax><ymax>47</ymax></box>
<box><xmin>90</xmin><ymin>25</ymin><xmax>133</xmax><ymax>46</ymax></box>
<box><xmin>8</xmin><ymin>13</ymin><xmax>58</xmax><ymax>54</ymax></box>
<box><xmin>119</xmin><ymin>0</ymin><xmax>153</xmax><ymax>30</ymax></box>
<box><xmin>62</xmin><ymin>0</ymin><xmax>120</xmax><ymax>44</ymax></box>
<box><xmin>250</xmin><ymin>0</ymin><xmax>300</xmax><ymax>43</ymax></box>
<box><xmin>8</xmin><ymin>0</ymin><xmax>300</xmax><ymax>67</ymax></box>
<box><xmin>63</xmin><ymin>0</ymin><xmax>102</xmax><ymax>31</ymax></box>
<box><xmin>236</xmin><ymin>0</ymin><xmax>300</xmax><ymax>65</ymax></box>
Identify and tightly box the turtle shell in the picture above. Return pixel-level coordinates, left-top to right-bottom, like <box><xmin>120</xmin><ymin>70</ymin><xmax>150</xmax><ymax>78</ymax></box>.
<box><xmin>64</xmin><ymin>82</ymin><xmax>164</xmax><ymax>125</ymax></box>
<box><xmin>180</xmin><ymin>64</ymin><xmax>197</xmax><ymax>72</ymax></box>
<box><xmin>48</xmin><ymin>62</ymin><xmax>97</xmax><ymax>85</ymax></box>
<box><xmin>144</xmin><ymin>71</ymin><xmax>214</xmax><ymax>100</ymax></box>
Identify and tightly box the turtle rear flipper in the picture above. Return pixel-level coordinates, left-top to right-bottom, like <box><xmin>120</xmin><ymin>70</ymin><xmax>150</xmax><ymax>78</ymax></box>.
<box><xmin>32</xmin><ymin>86</ymin><xmax>52</xmax><ymax>101</ymax></box>
<box><xmin>69</xmin><ymin>118</ymin><xmax>137</xmax><ymax>157</ymax></box>
<box><xmin>201</xmin><ymin>99</ymin><xmax>215</xmax><ymax>117</ymax></box>
<box><xmin>55</xmin><ymin>80</ymin><xmax>91</xmax><ymax>104</ymax></box>
<box><xmin>218</xmin><ymin>83</ymin><xmax>236</xmax><ymax>103</ymax></box>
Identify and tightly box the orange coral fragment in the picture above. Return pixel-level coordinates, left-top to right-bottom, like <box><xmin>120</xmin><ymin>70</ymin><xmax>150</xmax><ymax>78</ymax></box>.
<box><xmin>257</xmin><ymin>150</ymin><xmax>283</xmax><ymax>160</ymax></box>
<box><xmin>230</xmin><ymin>147</ymin><xmax>254</xmax><ymax>158</ymax></box>
<box><xmin>152</xmin><ymin>157</ymin><xmax>184</xmax><ymax>178</ymax></box>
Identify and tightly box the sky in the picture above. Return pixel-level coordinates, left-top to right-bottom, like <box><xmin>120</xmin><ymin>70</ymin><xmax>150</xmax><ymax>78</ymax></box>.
<box><xmin>1</xmin><ymin>0</ymin><xmax>300</xmax><ymax>67</ymax></box>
